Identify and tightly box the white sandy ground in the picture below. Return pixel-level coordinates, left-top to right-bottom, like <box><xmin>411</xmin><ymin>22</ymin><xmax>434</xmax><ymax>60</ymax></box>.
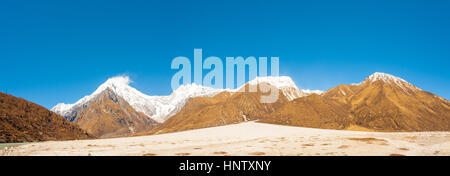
<box><xmin>1</xmin><ymin>122</ymin><xmax>449</xmax><ymax>156</ymax></box>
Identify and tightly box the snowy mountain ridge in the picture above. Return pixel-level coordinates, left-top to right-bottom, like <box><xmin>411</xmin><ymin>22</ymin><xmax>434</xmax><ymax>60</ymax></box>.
<box><xmin>52</xmin><ymin>75</ymin><xmax>323</xmax><ymax>122</ymax></box>
<box><xmin>360</xmin><ymin>72</ymin><xmax>422</xmax><ymax>92</ymax></box>
<box><xmin>52</xmin><ymin>76</ymin><xmax>223</xmax><ymax>123</ymax></box>
<box><xmin>246</xmin><ymin>76</ymin><xmax>323</xmax><ymax>101</ymax></box>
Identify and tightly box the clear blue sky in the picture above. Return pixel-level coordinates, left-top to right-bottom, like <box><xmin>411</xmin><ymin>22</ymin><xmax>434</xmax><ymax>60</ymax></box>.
<box><xmin>1</xmin><ymin>0</ymin><xmax>449</xmax><ymax>109</ymax></box>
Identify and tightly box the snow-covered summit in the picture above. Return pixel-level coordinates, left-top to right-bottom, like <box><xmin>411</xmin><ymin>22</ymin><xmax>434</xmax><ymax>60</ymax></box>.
<box><xmin>361</xmin><ymin>72</ymin><xmax>421</xmax><ymax>92</ymax></box>
<box><xmin>246</xmin><ymin>76</ymin><xmax>323</xmax><ymax>100</ymax></box>
<box><xmin>52</xmin><ymin>75</ymin><xmax>324</xmax><ymax>123</ymax></box>
<box><xmin>247</xmin><ymin>76</ymin><xmax>299</xmax><ymax>89</ymax></box>
<box><xmin>52</xmin><ymin>76</ymin><xmax>223</xmax><ymax>123</ymax></box>
<box><xmin>366</xmin><ymin>72</ymin><xmax>408</xmax><ymax>83</ymax></box>
<box><xmin>52</xmin><ymin>76</ymin><xmax>146</xmax><ymax>116</ymax></box>
<box><xmin>172</xmin><ymin>83</ymin><xmax>222</xmax><ymax>97</ymax></box>
<box><xmin>302</xmin><ymin>89</ymin><xmax>325</xmax><ymax>95</ymax></box>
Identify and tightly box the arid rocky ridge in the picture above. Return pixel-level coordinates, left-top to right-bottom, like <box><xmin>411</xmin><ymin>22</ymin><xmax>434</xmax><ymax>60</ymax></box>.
<box><xmin>149</xmin><ymin>73</ymin><xmax>450</xmax><ymax>134</ymax></box>
<box><xmin>261</xmin><ymin>73</ymin><xmax>450</xmax><ymax>131</ymax></box>
<box><xmin>0</xmin><ymin>92</ymin><xmax>93</xmax><ymax>143</ymax></box>
<box><xmin>1</xmin><ymin>72</ymin><xmax>449</xmax><ymax>143</ymax></box>
<box><xmin>145</xmin><ymin>84</ymin><xmax>289</xmax><ymax>135</ymax></box>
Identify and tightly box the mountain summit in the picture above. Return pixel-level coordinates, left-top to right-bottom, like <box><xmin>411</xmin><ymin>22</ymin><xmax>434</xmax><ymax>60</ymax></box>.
<box><xmin>52</xmin><ymin>75</ymin><xmax>322</xmax><ymax>136</ymax></box>
<box><xmin>144</xmin><ymin>76</ymin><xmax>323</xmax><ymax>135</ymax></box>
<box><xmin>246</xmin><ymin>76</ymin><xmax>323</xmax><ymax>101</ymax></box>
<box><xmin>52</xmin><ymin>76</ymin><xmax>139</xmax><ymax>117</ymax></box>
<box><xmin>261</xmin><ymin>72</ymin><xmax>450</xmax><ymax>131</ymax></box>
<box><xmin>360</xmin><ymin>72</ymin><xmax>422</xmax><ymax>93</ymax></box>
<box><xmin>52</xmin><ymin>75</ymin><xmax>321</xmax><ymax>123</ymax></box>
<box><xmin>52</xmin><ymin>76</ymin><xmax>223</xmax><ymax>123</ymax></box>
<box><xmin>51</xmin><ymin>76</ymin><xmax>224</xmax><ymax>137</ymax></box>
<box><xmin>52</xmin><ymin>72</ymin><xmax>449</xmax><ymax>137</ymax></box>
<box><xmin>52</xmin><ymin>76</ymin><xmax>162</xmax><ymax>137</ymax></box>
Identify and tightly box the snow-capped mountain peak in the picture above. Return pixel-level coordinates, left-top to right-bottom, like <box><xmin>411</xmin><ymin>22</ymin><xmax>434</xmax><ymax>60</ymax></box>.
<box><xmin>245</xmin><ymin>76</ymin><xmax>323</xmax><ymax>101</ymax></box>
<box><xmin>366</xmin><ymin>72</ymin><xmax>407</xmax><ymax>83</ymax></box>
<box><xmin>247</xmin><ymin>76</ymin><xmax>299</xmax><ymax>89</ymax></box>
<box><xmin>52</xmin><ymin>76</ymin><xmax>224</xmax><ymax>123</ymax></box>
<box><xmin>361</xmin><ymin>72</ymin><xmax>421</xmax><ymax>92</ymax></box>
<box><xmin>51</xmin><ymin>103</ymin><xmax>73</xmax><ymax>116</ymax></box>
<box><xmin>302</xmin><ymin>89</ymin><xmax>325</xmax><ymax>95</ymax></box>
<box><xmin>52</xmin><ymin>75</ymin><xmax>325</xmax><ymax>123</ymax></box>
<box><xmin>172</xmin><ymin>83</ymin><xmax>222</xmax><ymax>96</ymax></box>
<box><xmin>52</xmin><ymin>76</ymin><xmax>144</xmax><ymax>117</ymax></box>
<box><xmin>96</xmin><ymin>76</ymin><xmax>132</xmax><ymax>91</ymax></box>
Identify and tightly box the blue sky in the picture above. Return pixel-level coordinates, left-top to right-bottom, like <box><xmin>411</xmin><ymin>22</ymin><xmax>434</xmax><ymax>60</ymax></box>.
<box><xmin>1</xmin><ymin>0</ymin><xmax>449</xmax><ymax>109</ymax></box>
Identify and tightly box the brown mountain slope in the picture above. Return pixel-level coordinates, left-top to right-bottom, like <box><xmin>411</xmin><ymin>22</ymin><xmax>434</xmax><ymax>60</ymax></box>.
<box><xmin>72</xmin><ymin>88</ymin><xmax>159</xmax><ymax>138</ymax></box>
<box><xmin>144</xmin><ymin>84</ymin><xmax>289</xmax><ymax>135</ymax></box>
<box><xmin>141</xmin><ymin>73</ymin><xmax>449</xmax><ymax>135</ymax></box>
<box><xmin>322</xmin><ymin>84</ymin><xmax>360</xmax><ymax>104</ymax></box>
<box><xmin>262</xmin><ymin>73</ymin><xmax>450</xmax><ymax>131</ymax></box>
<box><xmin>0</xmin><ymin>92</ymin><xmax>93</xmax><ymax>143</ymax></box>
<box><xmin>343</xmin><ymin>76</ymin><xmax>450</xmax><ymax>131</ymax></box>
<box><xmin>259</xmin><ymin>94</ymin><xmax>353</xmax><ymax>129</ymax></box>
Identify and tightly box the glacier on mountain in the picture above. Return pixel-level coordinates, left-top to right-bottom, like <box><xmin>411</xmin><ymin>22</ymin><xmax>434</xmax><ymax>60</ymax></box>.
<box><xmin>52</xmin><ymin>76</ymin><xmax>223</xmax><ymax>123</ymax></box>
<box><xmin>246</xmin><ymin>76</ymin><xmax>323</xmax><ymax>101</ymax></box>
<box><xmin>52</xmin><ymin>75</ymin><xmax>323</xmax><ymax>123</ymax></box>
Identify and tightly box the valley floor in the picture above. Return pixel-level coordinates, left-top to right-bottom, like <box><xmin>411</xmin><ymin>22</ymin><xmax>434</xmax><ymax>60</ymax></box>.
<box><xmin>1</xmin><ymin>122</ymin><xmax>449</xmax><ymax>156</ymax></box>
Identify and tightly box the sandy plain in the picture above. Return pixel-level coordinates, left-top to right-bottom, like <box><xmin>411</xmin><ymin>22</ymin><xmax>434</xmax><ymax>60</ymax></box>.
<box><xmin>1</xmin><ymin>122</ymin><xmax>449</xmax><ymax>156</ymax></box>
